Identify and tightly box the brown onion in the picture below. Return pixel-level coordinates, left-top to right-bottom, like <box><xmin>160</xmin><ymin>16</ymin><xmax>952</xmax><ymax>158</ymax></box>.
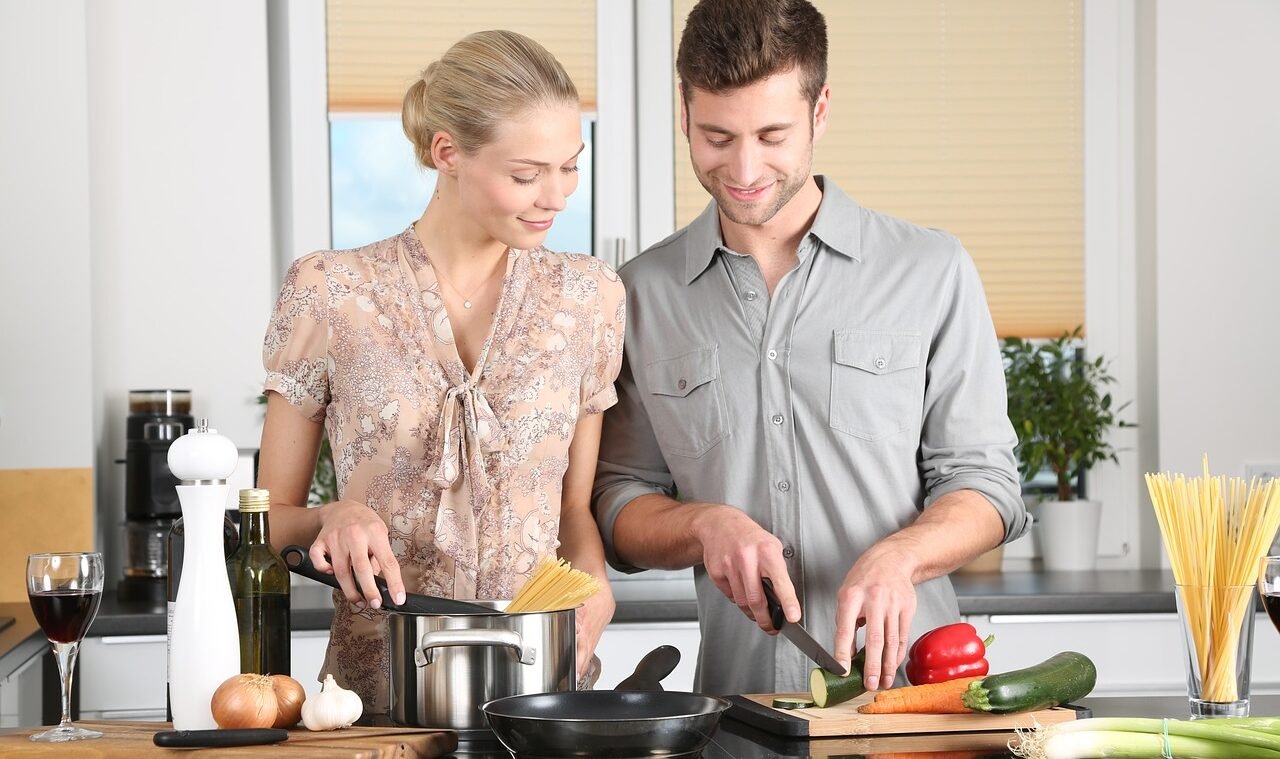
<box><xmin>211</xmin><ymin>674</ymin><xmax>278</xmax><ymax>729</ymax></box>
<box><xmin>269</xmin><ymin>674</ymin><xmax>307</xmax><ymax>728</ymax></box>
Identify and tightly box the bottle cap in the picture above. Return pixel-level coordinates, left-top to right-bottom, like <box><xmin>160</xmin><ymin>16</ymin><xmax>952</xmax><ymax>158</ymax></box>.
<box><xmin>238</xmin><ymin>488</ymin><xmax>271</xmax><ymax>513</ymax></box>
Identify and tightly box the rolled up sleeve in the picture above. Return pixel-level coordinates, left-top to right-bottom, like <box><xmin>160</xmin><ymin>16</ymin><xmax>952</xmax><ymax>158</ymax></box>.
<box><xmin>592</xmin><ymin>348</ymin><xmax>676</xmax><ymax>573</ymax></box>
<box><xmin>919</xmin><ymin>243</ymin><xmax>1029</xmax><ymax>544</ymax></box>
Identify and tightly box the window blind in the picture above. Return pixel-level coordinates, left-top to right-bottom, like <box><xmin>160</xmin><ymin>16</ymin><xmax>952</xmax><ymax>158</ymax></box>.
<box><xmin>672</xmin><ymin>0</ymin><xmax>1083</xmax><ymax>338</ymax></box>
<box><xmin>326</xmin><ymin>1</ymin><xmax>597</xmax><ymax>112</ymax></box>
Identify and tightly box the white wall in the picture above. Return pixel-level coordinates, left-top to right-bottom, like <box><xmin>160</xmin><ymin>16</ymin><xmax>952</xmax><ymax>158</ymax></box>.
<box><xmin>86</xmin><ymin>2</ymin><xmax>275</xmax><ymax>567</ymax></box>
<box><xmin>0</xmin><ymin>1</ymin><xmax>94</xmax><ymax>471</ymax></box>
<box><xmin>1153</xmin><ymin>0</ymin><xmax>1280</xmax><ymax>479</ymax></box>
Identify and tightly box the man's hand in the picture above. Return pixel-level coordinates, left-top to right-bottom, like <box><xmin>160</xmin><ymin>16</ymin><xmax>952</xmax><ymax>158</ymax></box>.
<box><xmin>832</xmin><ymin>548</ymin><xmax>918</xmax><ymax>691</ymax></box>
<box><xmin>693</xmin><ymin>505</ymin><xmax>801</xmax><ymax>631</ymax></box>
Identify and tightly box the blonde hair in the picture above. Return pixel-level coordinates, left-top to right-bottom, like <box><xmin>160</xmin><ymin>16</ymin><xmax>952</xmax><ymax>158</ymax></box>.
<box><xmin>402</xmin><ymin>30</ymin><xmax>579</xmax><ymax>170</ymax></box>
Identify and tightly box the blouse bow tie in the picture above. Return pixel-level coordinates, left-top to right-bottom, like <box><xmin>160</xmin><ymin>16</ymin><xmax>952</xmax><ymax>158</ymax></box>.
<box><xmin>430</xmin><ymin>378</ymin><xmax>507</xmax><ymax>591</ymax></box>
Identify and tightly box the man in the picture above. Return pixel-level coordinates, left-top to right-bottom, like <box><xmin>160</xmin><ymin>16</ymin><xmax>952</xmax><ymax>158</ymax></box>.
<box><xmin>591</xmin><ymin>0</ymin><xmax>1029</xmax><ymax>697</ymax></box>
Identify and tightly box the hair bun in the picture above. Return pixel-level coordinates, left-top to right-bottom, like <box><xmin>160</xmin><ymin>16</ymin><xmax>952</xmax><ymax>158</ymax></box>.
<box><xmin>419</xmin><ymin>60</ymin><xmax>441</xmax><ymax>88</ymax></box>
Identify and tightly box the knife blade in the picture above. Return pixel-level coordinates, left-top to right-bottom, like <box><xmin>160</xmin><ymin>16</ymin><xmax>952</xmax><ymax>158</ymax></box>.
<box><xmin>761</xmin><ymin>577</ymin><xmax>848</xmax><ymax>676</ymax></box>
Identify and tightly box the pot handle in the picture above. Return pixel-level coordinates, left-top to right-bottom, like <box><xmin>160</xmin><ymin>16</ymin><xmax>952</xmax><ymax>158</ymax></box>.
<box><xmin>415</xmin><ymin>628</ymin><xmax>537</xmax><ymax>667</ymax></box>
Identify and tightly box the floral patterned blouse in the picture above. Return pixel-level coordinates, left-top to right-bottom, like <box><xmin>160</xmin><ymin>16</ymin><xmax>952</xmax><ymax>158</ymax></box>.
<box><xmin>263</xmin><ymin>226</ymin><xmax>625</xmax><ymax>710</ymax></box>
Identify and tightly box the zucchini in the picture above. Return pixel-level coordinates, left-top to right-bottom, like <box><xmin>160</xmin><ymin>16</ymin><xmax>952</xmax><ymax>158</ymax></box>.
<box><xmin>809</xmin><ymin>649</ymin><xmax>866</xmax><ymax>708</ymax></box>
<box><xmin>771</xmin><ymin>697</ymin><xmax>815</xmax><ymax>710</ymax></box>
<box><xmin>961</xmin><ymin>651</ymin><xmax>1096</xmax><ymax>714</ymax></box>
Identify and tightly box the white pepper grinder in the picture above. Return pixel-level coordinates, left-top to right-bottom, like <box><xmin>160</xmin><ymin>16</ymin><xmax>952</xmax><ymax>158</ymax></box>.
<box><xmin>166</xmin><ymin>418</ymin><xmax>241</xmax><ymax>730</ymax></box>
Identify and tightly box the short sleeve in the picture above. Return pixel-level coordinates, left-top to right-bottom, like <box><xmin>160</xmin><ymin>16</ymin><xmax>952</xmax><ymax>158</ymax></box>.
<box><xmin>262</xmin><ymin>253</ymin><xmax>330</xmax><ymax>423</ymax></box>
<box><xmin>581</xmin><ymin>267</ymin><xmax>626</xmax><ymax>416</ymax></box>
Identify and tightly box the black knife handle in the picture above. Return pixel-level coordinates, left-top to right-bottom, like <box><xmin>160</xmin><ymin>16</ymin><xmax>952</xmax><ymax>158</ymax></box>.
<box><xmin>282</xmin><ymin>544</ymin><xmax>490</xmax><ymax>615</ymax></box>
<box><xmin>153</xmin><ymin>728</ymin><xmax>289</xmax><ymax>748</ymax></box>
<box><xmin>282</xmin><ymin>543</ymin><xmax>401</xmax><ymax>608</ymax></box>
<box><xmin>761</xmin><ymin>577</ymin><xmax>786</xmax><ymax>630</ymax></box>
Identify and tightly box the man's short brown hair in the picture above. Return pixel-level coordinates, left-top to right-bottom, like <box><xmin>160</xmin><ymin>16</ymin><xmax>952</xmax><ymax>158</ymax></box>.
<box><xmin>676</xmin><ymin>0</ymin><xmax>828</xmax><ymax>107</ymax></box>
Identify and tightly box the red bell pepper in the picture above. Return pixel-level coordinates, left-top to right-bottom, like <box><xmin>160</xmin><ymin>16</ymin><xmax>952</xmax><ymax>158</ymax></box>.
<box><xmin>905</xmin><ymin>622</ymin><xmax>995</xmax><ymax>685</ymax></box>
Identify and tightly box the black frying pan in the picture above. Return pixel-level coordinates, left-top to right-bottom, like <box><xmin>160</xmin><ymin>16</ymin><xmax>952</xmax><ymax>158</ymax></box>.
<box><xmin>282</xmin><ymin>544</ymin><xmax>491</xmax><ymax>615</ymax></box>
<box><xmin>482</xmin><ymin>645</ymin><xmax>730</xmax><ymax>758</ymax></box>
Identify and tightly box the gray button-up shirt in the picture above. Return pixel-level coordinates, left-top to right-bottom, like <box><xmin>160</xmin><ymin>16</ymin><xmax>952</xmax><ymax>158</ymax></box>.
<box><xmin>592</xmin><ymin>178</ymin><xmax>1029</xmax><ymax>696</ymax></box>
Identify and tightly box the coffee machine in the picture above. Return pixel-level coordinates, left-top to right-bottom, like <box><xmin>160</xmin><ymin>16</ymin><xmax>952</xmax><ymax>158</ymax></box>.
<box><xmin>118</xmin><ymin>389</ymin><xmax>194</xmax><ymax>603</ymax></box>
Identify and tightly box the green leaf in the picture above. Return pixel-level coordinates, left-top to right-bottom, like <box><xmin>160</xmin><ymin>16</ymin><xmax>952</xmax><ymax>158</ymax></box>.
<box><xmin>1001</xmin><ymin>327</ymin><xmax>1135</xmax><ymax>500</ymax></box>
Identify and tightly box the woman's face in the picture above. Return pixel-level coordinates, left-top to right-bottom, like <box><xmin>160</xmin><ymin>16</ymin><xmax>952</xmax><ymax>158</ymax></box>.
<box><xmin>453</xmin><ymin>104</ymin><xmax>583</xmax><ymax>251</ymax></box>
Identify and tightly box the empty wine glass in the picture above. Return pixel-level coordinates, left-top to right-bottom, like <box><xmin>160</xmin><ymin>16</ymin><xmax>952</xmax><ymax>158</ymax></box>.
<box><xmin>26</xmin><ymin>552</ymin><xmax>104</xmax><ymax>742</ymax></box>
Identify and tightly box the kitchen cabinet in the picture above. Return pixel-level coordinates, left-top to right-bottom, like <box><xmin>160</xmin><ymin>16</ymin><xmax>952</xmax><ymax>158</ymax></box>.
<box><xmin>0</xmin><ymin>651</ymin><xmax>42</xmax><ymax>729</ymax></box>
<box><xmin>966</xmin><ymin>612</ymin><xmax>1280</xmax><ymax>697</ymax></box>
<box><xmin>79</xmin><ymin>629</ymin><xmax>335</xmax><ymax>720</ymax></box>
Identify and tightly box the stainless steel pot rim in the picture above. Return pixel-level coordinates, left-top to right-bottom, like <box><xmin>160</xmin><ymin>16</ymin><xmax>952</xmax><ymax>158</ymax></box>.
<box><xmin>390</xmin><ymin>600</ymin><xmax>580</xmax><ymax>617</ymax></box>
<box><xmin>480</xmin><ymin>693</ymin><xmax>732</xmax><ymax>722</ymax></box>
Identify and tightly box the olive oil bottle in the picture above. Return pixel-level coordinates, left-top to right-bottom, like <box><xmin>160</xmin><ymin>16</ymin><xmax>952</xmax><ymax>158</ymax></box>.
<box><xmin>226</xmin><ymin>488</ymin><xmax>290</xmax><ymax>675</ymax></box>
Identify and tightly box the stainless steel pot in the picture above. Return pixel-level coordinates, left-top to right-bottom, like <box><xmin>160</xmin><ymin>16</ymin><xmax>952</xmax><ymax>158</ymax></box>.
<box><xmin>388</xmin><ymin>600</ymin><xmax>575</xmax><ymax>730</ymax></box>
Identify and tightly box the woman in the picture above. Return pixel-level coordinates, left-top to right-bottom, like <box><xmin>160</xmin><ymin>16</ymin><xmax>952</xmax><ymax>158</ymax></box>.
<box><xmin>257</xmin><ymin>30</ymin><xmax>624</xmax><ymax>711</ymax></box>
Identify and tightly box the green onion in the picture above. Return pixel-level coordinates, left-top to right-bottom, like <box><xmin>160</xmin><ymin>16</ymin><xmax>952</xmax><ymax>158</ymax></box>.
<box><xmin>1040</xmin><ymin>730</ymin><xmax>1280</xmax><ymax>759</ymax></box>
<box><xmin>1014</xmin><ymin>717</ymin><xmax>1280</xmax><ymax>759</ymax></box>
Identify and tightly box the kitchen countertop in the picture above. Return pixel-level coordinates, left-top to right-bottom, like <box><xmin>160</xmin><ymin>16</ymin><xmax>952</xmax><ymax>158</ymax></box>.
<box><xmin>78</xmin><ymin>569</ymin><xmax>1182</xmax><ymax>639</ymax></box>
<box><xmin>0</xmin><ymin>695</ymin><xmax>1267</xmax><ymax>758</ymax></box>
<box><xmin>952</xmin><ymin>569</ymin><xmax>1178</xmax><ymax>615</ymax></box>
<box><xmin>440</xmin><ymin>694</ymin><xmax>1280</xmax><ymax>757</ymax></box>
<box><xmin>0</xmin><ymin>569</ymin><xmax>1183</xmax><ymax>677</ymax></box>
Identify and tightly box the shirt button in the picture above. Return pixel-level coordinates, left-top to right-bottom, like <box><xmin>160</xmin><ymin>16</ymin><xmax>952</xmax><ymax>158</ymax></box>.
<box><xmin>771</xmin><ymin>414</ymin><xmax>784</xmax><ymax>425</ymax></box>
<box><xmin>767</xmin><ymin>349</ymin><xmax>778</xmax><ymax>361</ymax></box>
<box><xmin>874</xmin><ymin>357</ymin><xmax>887</xmax><ymax>370</ymax></box>
<box><xmin>677</xmin><ymin>378</ymin><xmax>687</xmax><ymax>390</ymax></box>
<box><xmin>777</xmin><ymin>480</ymin><xmax>791</xmax><ymax>492</ymax></box>
<box><xmin>744</xmin><ymin>290</ymin><xmax>758</xmax><ymax>301</ymax></box>
<box><xmin>782</xmin><ymin>545</ymin><xmax>795</xmax><ymax>559</ymax></box>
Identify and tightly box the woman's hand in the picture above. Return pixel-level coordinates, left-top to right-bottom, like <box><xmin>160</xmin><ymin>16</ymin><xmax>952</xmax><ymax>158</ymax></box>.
<box><xmin>310</xmin><ymin>500</ymin><xmax>406</xmax><ymax>611</ymax></box>
<box><xmin>574</xmin><ymin>583</ymin><xmax>615</xmax><ymax>677</ymax></box>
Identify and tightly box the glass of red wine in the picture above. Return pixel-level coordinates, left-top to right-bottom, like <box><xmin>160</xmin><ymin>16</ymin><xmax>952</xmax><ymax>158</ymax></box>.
<box><xmin>1259</xmin><ymin>557</ymin><xmax>1280</xmax><ymax>638</ymax></box>
<box><xmin>26</xmin><ymin>552</ymin><xmax>104</xmax><ymax>742</ymax></box>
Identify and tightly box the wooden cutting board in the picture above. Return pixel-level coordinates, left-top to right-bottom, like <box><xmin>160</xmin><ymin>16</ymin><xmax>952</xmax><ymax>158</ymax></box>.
<box><xmin>0</xmin><ymin>721</ymin><xmax>458</xmax><ymax>758</ymax></box>
<box><xmin>727</xmin><ymin>691</ymin><xmax>1088</xmax><ymax>738</ymax></box>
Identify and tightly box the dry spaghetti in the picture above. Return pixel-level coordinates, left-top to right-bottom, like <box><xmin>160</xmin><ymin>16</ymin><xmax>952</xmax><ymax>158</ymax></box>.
<box><xmin>1145</xmin><ymin>456</ymin><xmax>1280</xmax><ymax>703</ymax></box>
<box><xmin>505</xmin><ymin>556</ymin><xmax>600</xmax><ymax>613</ymax></box>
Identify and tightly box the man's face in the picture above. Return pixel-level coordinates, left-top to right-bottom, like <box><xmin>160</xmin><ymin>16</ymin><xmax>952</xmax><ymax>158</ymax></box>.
<box><xmin>681</xmin><ymin>69</ymin><xmax>829</xmax><ymax>227</ymax></box>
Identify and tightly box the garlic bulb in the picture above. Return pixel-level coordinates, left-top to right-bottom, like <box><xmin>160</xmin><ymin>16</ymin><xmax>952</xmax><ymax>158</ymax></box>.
<box><xmin>301</xmin><ymin>674</ymin><xmax>363</xmax><ymax>731</ymax></box>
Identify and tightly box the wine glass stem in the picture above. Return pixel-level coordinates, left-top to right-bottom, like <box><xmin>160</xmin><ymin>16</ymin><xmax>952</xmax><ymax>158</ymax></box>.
<box><xmin>52</xmin><ymin>641</ymin><xmax>79</xmax><ymax>728</ymax></box>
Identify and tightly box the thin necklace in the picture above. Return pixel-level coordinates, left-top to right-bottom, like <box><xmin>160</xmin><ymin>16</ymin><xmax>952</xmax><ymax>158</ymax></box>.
<box><xmin>432</xmin><ymin>253</ymin><xmax>506</xmax><ymax>310</ymax></box>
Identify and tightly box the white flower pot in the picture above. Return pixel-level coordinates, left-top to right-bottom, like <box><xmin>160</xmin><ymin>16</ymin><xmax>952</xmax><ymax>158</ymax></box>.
<box><xmin>1034</xmin><ymin>499</ymin><xmax>1102</xmax><ymax>571</ymax></box>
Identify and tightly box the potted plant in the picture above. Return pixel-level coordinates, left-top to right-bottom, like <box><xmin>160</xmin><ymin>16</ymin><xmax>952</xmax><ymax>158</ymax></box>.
<box><xmin>1002</xmin><ymin>327</ymin><xmax>1133</xmax><ymax>571</ymax></box>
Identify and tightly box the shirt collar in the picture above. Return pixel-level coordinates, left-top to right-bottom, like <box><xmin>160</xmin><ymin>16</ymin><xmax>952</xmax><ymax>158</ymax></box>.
<box><xmin>683</xmin><ymin>175</ymin><xmax>863</xmax><ymax>285</ymax></box>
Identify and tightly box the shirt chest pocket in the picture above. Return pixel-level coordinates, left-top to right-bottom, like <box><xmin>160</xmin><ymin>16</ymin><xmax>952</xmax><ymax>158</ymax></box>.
<box><xmin>830</xmin><ymin>330</ymin><xmax>924</xmax><ymax>442</ymax></box>
<box><xmin>644</xmin><ymin>346</ymin><xmax>728</xmax><ymax>459</ymax></box>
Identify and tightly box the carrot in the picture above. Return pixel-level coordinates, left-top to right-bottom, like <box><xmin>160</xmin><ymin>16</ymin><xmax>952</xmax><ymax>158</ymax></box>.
<box><xmin>856</xmin><ymin>676</ymin><xmax>983</xmax><ymax>714</ymax></box>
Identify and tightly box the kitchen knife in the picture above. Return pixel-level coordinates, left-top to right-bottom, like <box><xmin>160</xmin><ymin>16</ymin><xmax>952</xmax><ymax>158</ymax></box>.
<box><xmin>761</xmin><ymin>577</ymin><xmax>848</xmax><ymax>676</ymax></box>
<box><xmin>153</xmin><ymin>728</ymin><xmax>289</xmax><ymax>748</ymax></box>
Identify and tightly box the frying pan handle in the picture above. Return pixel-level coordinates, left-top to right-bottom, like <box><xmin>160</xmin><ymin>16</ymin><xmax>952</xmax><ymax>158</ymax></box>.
<box><xmin>614</xmin><ymin>644</ymin><xmax>681</xmax><ymax>691</ymax></box>
<box><xmin>415</xmin><ymin>628</ymin><xmax>536</xmax><ymax>667</ymax></box>
<box><xmin>282</xmin><ymin>544</ymin><xmax>400</xmax><ymax>610</ymax></box>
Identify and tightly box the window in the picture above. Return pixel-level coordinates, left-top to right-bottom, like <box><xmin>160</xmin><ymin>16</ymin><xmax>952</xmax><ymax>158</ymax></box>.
<box><xmin>667</xmin><ymin>0</ymin><xmax>1084</xmax><ymax>339</ymax></box>
<box><xmin>329</xmin><ymin>115</ymin><xmax>594</xmax><ymax>253</ymax></box>
<box><xmin>324</xmin><ymin>0</ymin><xmax>600</xmax><ymax>254</ymax></box>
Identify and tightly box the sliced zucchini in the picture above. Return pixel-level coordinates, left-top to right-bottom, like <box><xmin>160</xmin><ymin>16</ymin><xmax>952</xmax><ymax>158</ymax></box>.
<box><xmin>772</xmin><ymin>697</ymin><xmax>815</xmax><ymax>710</ymax></box>
<box><xmin>809</xmin><ymin>649</ymin><xmax>866</xmax><ymax>708</ymax></box>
